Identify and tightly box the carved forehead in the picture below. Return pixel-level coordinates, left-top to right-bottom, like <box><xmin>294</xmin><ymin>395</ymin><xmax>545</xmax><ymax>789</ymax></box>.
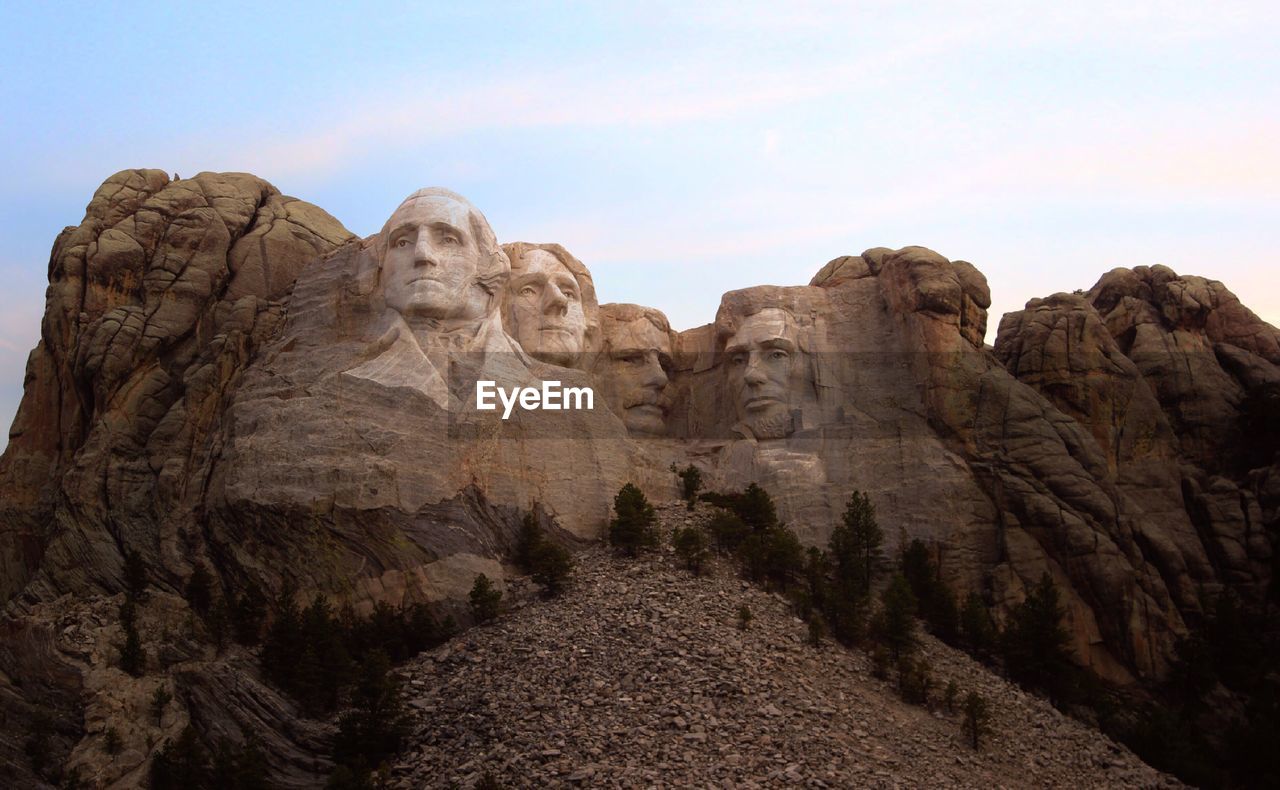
<box><xmin>514</xmin><ymin>249</ymin><xmax>575</xmax><ymax>281</ymax></box>
<box><xmin>726</xmin><ymin>308</ymin><xmax>798</xmax><ymax>348</ymax></box>
<box><xmin>606</xmin><ymin>318</ymin><xmax>673</xmax><ymax>354</ymax></box>
<box><xmin>384</xmin><ymin>194</ymin><xmax>473</xmax><ymax>236</ymax></box>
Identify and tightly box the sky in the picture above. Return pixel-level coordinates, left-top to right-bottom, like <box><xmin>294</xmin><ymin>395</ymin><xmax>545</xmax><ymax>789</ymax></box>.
<box><xmin>1</xmin><ymin>1</ymin><xmax>1278</xmax><ymax>445</ymax></box>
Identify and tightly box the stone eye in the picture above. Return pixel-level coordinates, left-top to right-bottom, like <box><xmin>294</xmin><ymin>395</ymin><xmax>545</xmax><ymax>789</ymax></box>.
<box><xmin>395</xmin><ymin>238</ymin><xmax>410</xmax><ymax>248</ymax></box>
<box><xmin>770</xmin><ymin>350</ymin><xmax>789</xmax><ymax>360</ymax></box>
<box><xmin>520</xmin><ymin>286</ymin><xmax>538</xmax><ymax>297</ymax></box>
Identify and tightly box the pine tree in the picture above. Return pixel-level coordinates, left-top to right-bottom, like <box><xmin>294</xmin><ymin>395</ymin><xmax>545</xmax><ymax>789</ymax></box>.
<box><xmin>738</xmin><ymin>483</ymin><xmax>778</xmax><ymax>532</ymax></box>
<box><xmin>186</xmin><ymin>562</ymin><xmax>214</xmax><ymax>617</ymax></box>
<box><xmin>123</xmin><ymin>548</ymin><xmax>147</xmax><ymax>599</ymax></box>
<box><xmin>332</xmin><ymin>651</ymin><xmax>411</xmax><ymax>781</ymax></box>
<box><xmin>960</xmin><ymin>592</ymin><xmax>997</xmax><ymax>662</ymax></box>
<box><xmin>830</xmin><ymin>490</ymin><xmax>882</xmax><ymax>598</ymax></box>
<box><xmin>514</xmin><ymin>512</ymin><xmax>543</xmax><ymax>572</ymax></box>
<box><xmin>119</xmin><ymin>600</ymin><xmax>145</xmax><ymax>677</ymax></box>
<box><xmin>150</xmin><ymin>727</ymin><xmax>210</xmax><ymax>789</ymax></box>
<box><xmin>874</xmin><ymin>573</ymin><xmax>917</xmax><ymax>659</ymax></box>
<box><xmin>962</xmin><ymin>692</ymin><xmax>991</xmax><ymax>750</ymax></box>
<box><xmin>208</xmin><ymin>598</ymin><xmax>230</xmax><ymax>653</ymax></box>
<box><xmin>232</xmin><ymin>582</ymin><xmax>267</xmax><ymax>646</ymax></box>
<box><xmin>151</xmin><ymin>685</ymin><xmax>173</xmax><ymax>726</ymax></box>
<box><xmin>260</xmin><ymin>581</ymin><xmax>303</xmax><ymax>693</ymax></box>
<box><xmin>1001</xmin><ymin>572</ymin><xmax>1075</xmax><ymax>705</ymax></box>
<box><xmin>608</xmin><ymin>483</ymin><xmax>658</xmax><ymax>556</ymax></box>
<box><xmin>531</xmin><ymin>541</ymin><xmax>574</xmax><ymax>596</ymax></box>
<box><xmin>670</xmin><ymin>463</ymin><xmax>704</xmax><ymax>510</ymax></box>
<box><xmin>469</xmin><ymin>574</ymin><xmax>502</xmax><ymax>623</ymax></box>
<box><xmin>708</xmin><ymin>509</ymin><xmax>749</xmax><ymax>554</ymax></box>
<box><xmin>673</xmin><ymin>527</ymin><xmax>710</xmax><ymax>575</ymax></box>
<box><xmin>900</xmin><ymin>539</ymin><xmax>959</xmax><ymax>644</ymax></box>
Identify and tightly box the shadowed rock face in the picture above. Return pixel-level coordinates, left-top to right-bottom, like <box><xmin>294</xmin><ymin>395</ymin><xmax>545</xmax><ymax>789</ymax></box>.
<box><xmin>0</xmin><ymin>170</ymin><xmax>355</xmax><ymax>785</ymax></box>
<box><xmin>0</xmin><ymin>174</ymin><xmax>1275</xmax><ymax>785</ymax></box>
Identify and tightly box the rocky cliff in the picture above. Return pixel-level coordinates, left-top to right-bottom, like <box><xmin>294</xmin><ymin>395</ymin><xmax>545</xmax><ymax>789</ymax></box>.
<box><xmin>0</xmin><ymin>171</ymin><xmax>1274</xmax><ymax>786</ymax></box>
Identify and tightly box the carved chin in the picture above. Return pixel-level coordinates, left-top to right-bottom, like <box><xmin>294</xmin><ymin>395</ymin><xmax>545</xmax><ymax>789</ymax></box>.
<box><xmin>529</xmin><ymin>348</ymin><xmax>578</xmax><ymax>367</ymax></box>
<box><xmin>746</xmin><ymin>407</ymin><xmax>793</xmax><ymax>439</ymax></box>
<box><xmin>624</xmin><ymin>405</ymin><xmax>667</xmax><ymax>435</ymax></box>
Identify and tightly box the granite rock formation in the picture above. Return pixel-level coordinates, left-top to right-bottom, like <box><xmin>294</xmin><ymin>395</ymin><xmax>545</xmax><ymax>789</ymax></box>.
<box><xmin>0</xmin><ymin>172</ymin><xmax>1275</xmax><ymax>786</ymax></box>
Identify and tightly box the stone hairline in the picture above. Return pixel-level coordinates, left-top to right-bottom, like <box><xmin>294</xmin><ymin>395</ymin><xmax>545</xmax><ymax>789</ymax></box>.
<box><xmin>503</xmin><ymin>241</ymin><xmax>601</xmax><ymax>336</ymax></box>
<box><xmin>714</xmin><ymin>304</ymin><xmax>815</xmax><ymax>352</ymax></box>
<box><xmin>597</xmin><ymin>304</ymin><xmax>676</xmax><ymax>352</ymax></box>
<box><xmin>372</xmin><ymin>188</ymin><xmax>509</xmax><ymax>295</ymax></box>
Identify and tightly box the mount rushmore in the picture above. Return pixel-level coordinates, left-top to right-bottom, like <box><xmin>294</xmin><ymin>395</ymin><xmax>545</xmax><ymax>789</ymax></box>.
<box><xmin>0</xmin><ymin>170</ymin><xmax>1276</xmax><ymax>774</ymax></box>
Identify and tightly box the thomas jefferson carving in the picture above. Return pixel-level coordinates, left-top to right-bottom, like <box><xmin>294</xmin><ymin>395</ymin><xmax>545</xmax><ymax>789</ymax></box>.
<box><xmin>501</xmin><ymin>242</ymin><xmax>599</xmax><ymax>368</ymax></box>
<box><xmin>594</xmin><ymin>304</ymin><xmax>675</xmax><ymax>436</ymax></box>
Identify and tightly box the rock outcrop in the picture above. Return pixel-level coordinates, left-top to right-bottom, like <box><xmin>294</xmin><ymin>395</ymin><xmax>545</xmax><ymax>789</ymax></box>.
<box><xmin>0</xmin><ymin>170</ymin><xmax>354</xmax><ymax>786</ymax></box>
<box><xmin>0</xmin><ymin>173</ymin><xmax>1274</xmax><ymax>786</ymax></box>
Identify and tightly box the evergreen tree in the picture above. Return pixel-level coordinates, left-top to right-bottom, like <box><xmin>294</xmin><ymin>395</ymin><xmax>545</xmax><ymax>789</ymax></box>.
<box><xmin>873</xmin><ymin>573</ymin><xmax>917</xmax><ymax>659</ymax></box>
<box><xmin>232</xmin><ymin>582</ymin><xmax>267</xmax><ymax>646</ymax></box>
<box><xmin>530</xmin><ymin>541</ymin><xmax>574</xmax><ymax>596</ymax></box>
<box><xmin>1001</xmin><ymin>572</ymin><xmax>1075</xmax><ymax>705</ymax></box>
<box><xmin>119</xmin><ymin>600</ymin><xmax>145</xmax><ymax>677</ymax></box>
<box><xmin>738</xmin><ymin>483</ymin><xmax>778</xmax><ymax>532</ymax></box>
<box><xmin>260</xmin><ymin>581</ymin><xmax>303</xmax><ymax>694</ymax></box>
<box><xmin>209</xmin><ymin>738</ymin><xmax>269</xmax><ymax>790</ymax></box>
<box><xmin>962</xmin><ymin>692</ymin><xmax>991</xmax><ymax>750</ymax></box>
<box><xmin>186</xmin><ymin>562</ymin><xmax>214</xmax><ymax>617</ymax></box>
<box><xmin>151</xmin><ymin>685</ymin><xmax>173</xmax><ymax>726</ymax></box>
<box><xmin>737</xmin><ymin>524</ymin><xmax>803</xmax><ymax>591</ymax></box>
<box><xmin>104</xmin><ymin>727</ymin><xmax>122</xmax><ymax>756</ymax></box>
<box><xmin>332</xmin><ymin>651</ymin><xmax>411</xmax><ymax>782</ymax></box>
<box><xmin>803</xmin><ymin>548</ymin><xmax>830</xmax><ymax>617</ymax></box>
<box><xmin>207</xmin><ymin>598</ymin><xmax>230</xmax><ymax>653</ymax></box>
<box><xmin>514</xmin><ymin>512</ymin><xmax>543</xmax><ymax>572</ymax></box>
<box><xmin>807</xmin><ymin>615</ymin><xmax>826</xmax><ymax>647</ymax></box>
<box><xmin>123</xmin><ymin>548</ymin><xmax>147</xmax><ymax>599</ymax></box>
<box><xmin>896</xmin><ymin>656</ymin><xmax>933</xmax><ymax>705</ymax></box>
<box><xmin>673</xmin><ymin>526</ymin><xmax>710</xmax><ymax>575</ymax></box>
<box><xmin>670</xmin><ymin>463</ymin><xmax>704</xmax><ymax>510</ymax></box>
<box><xmin>403</xmin><ymin>603</ymin><xmax>443</xmax><ymax>656</ymax></box>
<box><xmin>150</xmin><ymin>727</ymin><xmax>210</xmax><ymax>790</ymax></box>
<box><xmin>900</xmin><ymin>539</ymin><xmax>960</xmax><ymax>644</ymax></box>
<box><xmin>298</xmin><ymin>595</ymin><xmax>353</xmax><ymax>714</ymax></box>
<box><xmin>707</xmin><ymin>509</ymin><xmax>749</xmax><ymax>554</ymax></box>
<box><xmin>830</xmin><ymin>490</ymin><xmax>882</xmax><ymax>598</ymax></box>
<box><xmin>960</xmin><ymin>592</ymin><xmax>998</xmax><ymax>662</ymax></box>
<box><xmin>469</xmin><ymin>574</ymin><xmax>502</xmax><ymax>623</ymax></box>
<box><xmin>608</xmin><ymin>483</ymin><xmax>658</xmax><ymax>556</ymax></box>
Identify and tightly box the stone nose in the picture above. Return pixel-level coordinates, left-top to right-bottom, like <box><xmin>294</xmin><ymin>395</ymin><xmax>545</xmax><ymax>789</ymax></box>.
<box><xmin>543</xmin><ymin>284</ymin><xmax>569</xmax><ymax>315</ymax></box>
<box><xmin>743</xmin><ymin>354</ymin><xmax>768</xmax><ymax>385</ymax></box>
<box><xmin>413</xmin><ymin>236</ymin><xmax>439</xmax><ymax>267</ymax></box>
<box><xmin>642</xmin><ymin>353</ymin><xmax>668</xmax><ymax>389</ymax></box>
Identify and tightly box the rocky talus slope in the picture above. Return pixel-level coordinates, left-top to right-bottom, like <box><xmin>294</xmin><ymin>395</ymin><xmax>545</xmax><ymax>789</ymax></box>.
<box><xmin>389</xmin><ymin>505</ymin><xmax>1179</xmax><ymax>789</ymax></box>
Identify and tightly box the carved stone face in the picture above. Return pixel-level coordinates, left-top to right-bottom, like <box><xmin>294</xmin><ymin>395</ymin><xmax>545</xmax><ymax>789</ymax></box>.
<box><xmin>725</xmin><ymin>308</ymin><xmax>800</xmax><ymax>439</ymax></box>
<box><xmin>381</xmin><ymin>195</ymin><xmax>487</xmax><ymax>321</ymax></box>
<box><xmin>598</xmin><ymin>318</ymin><xmax>673</xmax><ymax>435</ymax></box>
<box><xmin>508</xmin><ymin>249</ymin><xmax>587</xmax><ymax>366</ymax></box>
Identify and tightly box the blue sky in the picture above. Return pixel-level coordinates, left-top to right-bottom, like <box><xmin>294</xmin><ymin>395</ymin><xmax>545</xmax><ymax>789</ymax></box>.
<box><xmin>2</xmin><ymin>1</ymin><xmax>1278</xmax><ymax>442</ymax></box>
